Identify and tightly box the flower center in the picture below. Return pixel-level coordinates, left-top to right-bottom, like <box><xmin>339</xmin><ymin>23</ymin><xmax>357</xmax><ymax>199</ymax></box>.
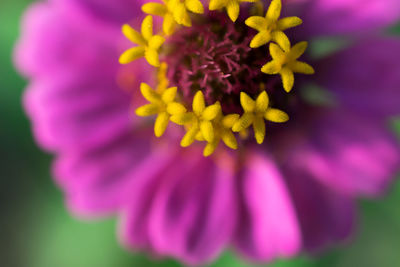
<box><xmin>119</xmin><ymin>0</ymin><xmax>314</xmax><ymax>156</ymax></box>
<box><xmin>164</xmin><ymin>13</ymin><xmax>280</xmax><ymax>114</ymax></box>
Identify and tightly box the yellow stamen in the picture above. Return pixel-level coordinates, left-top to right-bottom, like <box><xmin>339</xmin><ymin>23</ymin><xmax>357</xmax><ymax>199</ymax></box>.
<box><xmin>245</xmin><ymin>0</ymin><xmax>302</xmax><ymax>49</ymax></box>
<box><xmin>170</xmin><ymin>91</ymin><xmax>221</xmax><ymax>147</ymax></box>
<box><xmin>119</xmin><ymin>16</ymin><xmax>165</xmax><ymax>67</ymax></box>
<box><xmin>136</xmin><ymin>83</ymin><xmax>186</xmax><ymax>137</ymax></box>
<box><xmin>250</xmin><ymin>1</ymin><xmax>264</xmax><ymax>16</ymax></box>
<box><xmin>261</xmin><ymin>40</ymin><xmax>315</xmax><ymax>92</ymax></box>
<box><xmin>209</xmin><ymin>0</ymin><xmax>259</xmax><ymax>22</ymax></box>
<box><xmin>232</xmin><ymin>91</ymin><xmax>289</xmax><ymax>144</ymax></box>
<box><xmin>202</xmin><ymin>113</ymin><xmax>240</xmax><ymax>157</ymax></box>
<box><xmin>142</xmin><ymin>0</ymin><xmax>204</xmax><ymax>35</ymax></box>
<box><xmin>156</xmin><ymin>62</ymin><xmax>170</xmax><ymax>93</ymax></box>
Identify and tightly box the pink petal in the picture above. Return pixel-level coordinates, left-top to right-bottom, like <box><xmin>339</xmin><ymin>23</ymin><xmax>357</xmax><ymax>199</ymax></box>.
<box><xmin>120</xmin><ymin>148</ymin><xmax>237</xmax><ymax>265</ymax></box>
<box><xmin>52</xmin><ymin>0</ymin><xmax>147</xmax><ymax>24</ymax></box>
<box><xmin>291</xmin><ymin>0</ymin><xmax>400</xmax><ymax>36</ymax></box>
<box><xmin>284</xmin><ymin>166</ymin><xmax>355</xmax><ymax>250</ymax></box>
<box><xmin>53</xmin><ymin>130</ymin><xmax>169</xmax><ymax>216</ymax></box>
<box><xmin>23</xmin><ymin>74</ymin><xmax>137</xmax><ymax>153</ymax></box>
<box><xmin>292</xmin><ymin>111</ymin><xmax>400</xmax><ymax>197</ymax></box>
<box><xmin>14</xmin><ymin>2</ymin><xmax>124</xmax><ymax>78</ymax></box>
<box><xmin>316</xmin><ymin>38</ymin><xmax>400</xmax><ymax>117</ymax></box>
<box><xmin>17</xmin><ymin>3</ymin><xmax>151</xmax><ymax>153</ymax></box>
<box><xmin>234</xmin><ymin>150</ymin><xmax>301</xmax><ymax>263</ymax></box>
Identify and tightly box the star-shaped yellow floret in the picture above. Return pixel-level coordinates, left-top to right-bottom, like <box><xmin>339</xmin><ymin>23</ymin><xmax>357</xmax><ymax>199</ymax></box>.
<box><xmin>156</xmin><ymin>62</ymin><xmax>170</xmax><ymax>92</ymax></box>
<box><xmin>245</xmin><ymin>0</ymin><xmax>302</xmax><ymax>49</ymax></box>
<box><xmin>232</xmin><ymin>91</ymin><xmax>289</xmax><ymax>144</ymax></box>
<box><xmin>136</xmin><ymin>83</ymin><xmax>186</xmax><ymax>137</ymax></box>
<box><xmin>261</xmin><ymin>40</ymin><xmax>315</xmax><ymax>92</ymax></box>
<box><xmin>209</xmin><ymin>0</ymin><xmax>258</xmax><ymax>22</ymax></box>
<box><xmin>170</xmin><ymin>91</ymin><xmax>221</xmax><ymax>147</ymax></box>
<box><xmin>119</xmin><ymin>16</ymin><xmax>165</xmax><ymax>67</ymax></box>
<box><xmin>142</xmin><ymin>0</ymin><xmax>204</xmax><ymax>35</ymax></box>
<box><xmin>202</xmin><ymin>113</ymin><xmax>239</xmax><ymax>157</ymax></box>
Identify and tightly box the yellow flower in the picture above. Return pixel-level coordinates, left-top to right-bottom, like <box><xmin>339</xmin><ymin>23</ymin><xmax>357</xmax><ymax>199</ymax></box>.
<box><xmin>136</xmin><ymin>83</ymin><xmax>186</xmax><ymax>137</ymax></box>
<box><xmin>170</xmin><ymin>91</ymin><xmax>221</xmax><ymax>147</ymax></box>
<box><xmin>261</xmin><ymin>40</ymin><xmax>315</xmax><ymax>92</ymax></box>
<box><xmin>245</xmin><ymin>0</ymin><xmax>302</xmax><ymax>49</ymax></box>
<box><xmin>156</xmin><ymin>62</ymin><xmax>170</xmax><ymax>93</ymax></box>
<box><xmin>142</xmin><ymin>0</ymin><xmax>204</xmax><ymax>35</ymax></box>
<box><xmin>202</xmin><ymin>113</ymin><xmax>239</xmax><ymax>157</ymax></box>
<box><xmin>209</xmin><ymin>0</ymin><xmax>259</xmax><ymax>22</ymax></box>
<box><xmin>119</xmin><ymin>16</ymin><xmax>165</xmax><ymax>67</ymax></box>
<box><xmin>232</xmin><ymin>91</ymin><xmax>289</xmax><ymax>144</ymax></box>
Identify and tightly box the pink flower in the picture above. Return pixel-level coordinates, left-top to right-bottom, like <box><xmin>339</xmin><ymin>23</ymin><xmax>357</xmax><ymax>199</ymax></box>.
<box><xmin>15</xmin><ymin>0</ymin><xmax>400</xmax><ymax>265</ymax></box>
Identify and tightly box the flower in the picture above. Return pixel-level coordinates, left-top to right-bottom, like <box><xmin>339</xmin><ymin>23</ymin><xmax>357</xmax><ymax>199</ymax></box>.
<box><xmin>15</xmin><ymin>0</ymin><xmax>400</xmax><ymax>266</ymax></box>
<box><xmin>170</xmin><ymin>90</ymin><xmax>222</xmax><ymax>146</ymax></box>
<box><xmin>231</xmin><ymin>91</ymin><xmax>289</xmax><ymax>144</ymax></box>
<box><xmin>261</xmin><ymin>40</ymin><xmax>315</xmax><ymax>92</ymax></box>
<box><xmin>135</xmin><ymin>82</ymin><xmax>184</xmax><ymax>137</ymax></box>
<box><xmin>209</xmin><ymin>0</ymin><xmax>257</xmax><ymax>22</ymax></box>
<box><xmin>245</xmin><ymin>0</ymin><xmax>302</xmax><ymax>49</ymax></box>
<box><xmin>119</xmin><ymin>15</ymin><xmax>165</xmax><ymax>67</ymax></box>
<box><xmin>143</xmin><ymin>0</ymin><xmax>205</xmax><ymax>34</ymax></box>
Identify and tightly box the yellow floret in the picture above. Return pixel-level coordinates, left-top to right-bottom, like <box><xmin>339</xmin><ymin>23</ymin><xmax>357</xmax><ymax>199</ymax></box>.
<box><xmin>119</xmin><ymin>16</ymin><xmax>165</xmax><ymax>67</ymax></box>
<box><xmin>245</xmin><ymin>0</ymin><xmax>302</xmax><ymax>49</ymax></box>
<box><xmin>209</xmin><ymin>0</ymin><xmax>259</xmax><ymax>22</ymax></box>
<box><xmin>202</xmin><ymin>113</ymin><xmax>239</xmax><ymax>157</ymax></box>
<box><xmin>156</xmin><ymin>62</ymin><xmax>170</xmax><ymax>93</ymax></box>
<box><xmin>136</xmin><ymin>83</ymin><xmax>186</xmax><ymax>137</ymax></box>
<box><xmin>142</xmin><ymin>0</ymin><xmax>204</xmax><ymax>35</ymax></box>
<box><xmin>232</xmin><ymin>91</ymin><xmax>289</xmax><ymax>144</ymax></box>
<box><xmin>261</xmin><ymin>40</ymin><xmax>315</xmax><ymax>92</ymax></box>
<box><xmin>170</xmin><ymin>91</ymin><xmax>221</xmax><ymax>147</ymax></box>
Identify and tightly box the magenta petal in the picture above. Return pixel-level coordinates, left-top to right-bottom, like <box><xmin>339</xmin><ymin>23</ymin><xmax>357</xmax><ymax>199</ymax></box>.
<box><xmin>296</xmin><ymin>0</ymin><xmax>400</xmax><ymax>36</ymax></box>
<box><xmin>316</xmin><ymin>38</ymin><xmax>400</xmax><ymax>117</ymax></box>
<box><xmin>121</xmin><ymin>149</ymin><xmax>236</xmax><ymax>265</ymax></box>
<box><xmin>294</xmin><ymin>111</ymin><xmax>400</xmax><ymax>197</ymax></box>
<box><xmin>284</xmin><ymin>167</ymin><xmax>355</xmax><ymax>250</ymax></box>
<box><xmin>53</xmin><ymin>0</ymin><xmax>146</xmax><ymax>24</ymax></box>
<box><xmin>53</xmin><ymin>130</ymin><xmax>165</xmax><ymax>216</ymax></box>
<box><xmin>23</xmin><ymin>73</ymin><xmax>135</xmax><ymax>153</ymax></box>
<box><xmin>17</xmin><ymin>3</ymin><xmax>151</xmax><ymax>153</ymax></box>
<box><xmin>234</xmin><ymin>150</ymin><xmax>301</xmax><ymax>262</ymax></box>
<box><xmin>14</xmin><ymin>2</ymin><xmax>124</xmax><ymax>78</ymax></box>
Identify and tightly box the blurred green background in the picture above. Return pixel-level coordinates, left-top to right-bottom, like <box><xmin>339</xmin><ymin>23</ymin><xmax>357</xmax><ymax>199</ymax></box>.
<box><xmin>1</xmin><ymin>1</ymin><xmax>400</xmax><ymax>267</ymax></box>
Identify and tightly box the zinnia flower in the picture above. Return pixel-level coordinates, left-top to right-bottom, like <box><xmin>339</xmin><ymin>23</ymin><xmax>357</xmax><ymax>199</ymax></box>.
<box><xmin>15</xmin><ymin>0</ymin><xmax>400</xmax><ymax>265</ymax></box>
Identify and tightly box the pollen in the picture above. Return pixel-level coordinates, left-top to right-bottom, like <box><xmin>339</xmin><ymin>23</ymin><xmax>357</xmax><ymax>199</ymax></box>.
<box><xmin>136</xmin><ymin>82</ymin><xmax>186</xmax><ymax>137</ymax></box>
<box><xmin>209</xmin><ymin>0</ymin><xmax>259</xmax><ymax>22</ymax></box>
<box><xmin>170</xmin><ymin>91</ymin><xmax>221</xmax><ymax>147</ymax></box>
<box><xmin>119</xmin><ymin>15</ymin><xmax>165</xmax><ymax>67</ymax></box>
<box><xmin>142</xmin><ymin>0</ymin><xmax>204</xmax><ymax>35</ymax></box>
<box><xmin>261</xmin><ymin>40</ymin><xmax>315</xmax><ymax>92</ymax></box>
<box><xmin>245</xmin><ymin>0</ymin><xmax>302</xmax><ymax>49</ymax></box>
<box><xmin>232</xmin><ymin>91</ymin><xmax>289</xmax><ymax>144</ymax></box>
